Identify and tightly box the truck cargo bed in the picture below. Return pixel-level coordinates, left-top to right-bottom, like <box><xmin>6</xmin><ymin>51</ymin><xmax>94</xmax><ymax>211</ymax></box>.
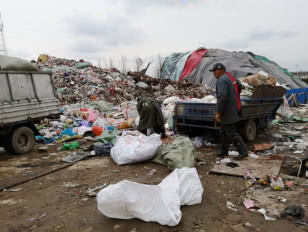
<box><xmin>174</xmin><ymin>98</ymin><xmax>283</xmax><ymax>133</ymax></box>
<box><xmin>0</xmin><ymin>71</ymin><xmax>60</xmax><ymax>126</ymax></box>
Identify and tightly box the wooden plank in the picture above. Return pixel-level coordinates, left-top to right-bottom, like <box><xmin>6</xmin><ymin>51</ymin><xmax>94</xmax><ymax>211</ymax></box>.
<box><xmin>210</xmin><ymin>155</ymin><xmax>284</xmax><ymax>179</ymax></box>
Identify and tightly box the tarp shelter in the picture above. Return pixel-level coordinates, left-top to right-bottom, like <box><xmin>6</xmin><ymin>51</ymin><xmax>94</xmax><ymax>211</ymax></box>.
<box><xmin>161</xmin><ymin>48</ymin><xmax>307</xmax><ymax>89</ymax></box>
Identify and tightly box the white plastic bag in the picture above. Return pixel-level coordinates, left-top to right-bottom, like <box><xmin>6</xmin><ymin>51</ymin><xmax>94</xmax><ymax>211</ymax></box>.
<box><xmin>76</xmin><ymin>125</ymin><xmax>92</xmax><ymax>136</ymax></box>
<box><xmin>163</xmin><ymin>96</ymin><xmax>180</xmax><ymax>105</ymax></box>
<box><xmin>134</xmin><ymin>116</ymin><xmax>140</xmax><ymax>128</ymax></box>
<box><xmin>94</xmin><ymin>118</ymin><xmax>107</xmax><ymax>129</ymax></box>
<box><xmin>111</xmin><ymin>133</ymin><xmax>162</xmax><ymax>165</ymax></box>
<box><xmin>201</xmin><ymin>95</ymin><xmax>216</xmax><ymax>103</ymax></box>
<box><xmin>96</xmin><ymin>167</ymin><xmax>204</xmax><ymax>226</ymax></box>
<box><xmin>276</xmin><ymin>95</ymin><xmax>290</xmax><ymax>119</ymax></box>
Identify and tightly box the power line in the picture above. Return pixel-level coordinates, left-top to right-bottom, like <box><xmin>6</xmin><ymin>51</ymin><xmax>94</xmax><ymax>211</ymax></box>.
<box><xmin>0</xmin><ymin>12</ymin><xmax>8</xmax><ymax>56</ymax></box>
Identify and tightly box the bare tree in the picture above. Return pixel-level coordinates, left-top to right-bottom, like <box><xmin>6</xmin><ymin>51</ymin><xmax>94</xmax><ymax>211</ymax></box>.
<box><xmin>156</xmin><ymin>54</ymin><xmax>164</xmax><ymax>79</ymax></box>
<box><xmin>108</xmin><ymin>57</ymin><xmax>114</xmax><ymax>68</ymax></box>
<box><xmin>135</xmin><ymin>57</ymin><xmax>143</xmax><ymax>72</ymax></box>
<box><xmin>97</xmin><ymin>57</ymin><xmax>101</xmax><ymax>68</ymax></box>
<box><xmin>120</xmin><ymin>56</ymin><xmax>128</xmax><ymax>75</ymax></box>
<box><xmin>102</xmin><ymin>58</ymin><xmax>108</xmax><ymax>68</ymax></box>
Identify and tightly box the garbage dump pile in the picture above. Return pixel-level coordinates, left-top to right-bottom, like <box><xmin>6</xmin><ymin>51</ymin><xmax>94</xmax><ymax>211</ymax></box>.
<box><xmin>34</xmin><ymin>55</ymin><xmax>217</xmax><ymax>165</ymax></box>
<box><xmin>34</xmin><ymin>55</ymin><xmax>289</xmax><ymax>154</ymax></box>
<box><xmin>37</xmin><ymin>55</ymin><xmax>209</xmax><ymax>105</ymax></box>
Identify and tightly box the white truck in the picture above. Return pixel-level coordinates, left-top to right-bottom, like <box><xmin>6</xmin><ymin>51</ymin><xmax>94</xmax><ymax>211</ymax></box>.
<box><xmin>0</xmin><ymin>71</ymin><xmax>60</xmax><ymax>154</ymax></box>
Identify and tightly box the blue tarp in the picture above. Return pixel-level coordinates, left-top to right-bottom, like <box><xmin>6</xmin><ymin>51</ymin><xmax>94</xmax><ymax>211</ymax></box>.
<box><xmin>286</xmin><ymin>88</ymin><xmax>308</xmax><ymax>106</ymax></box>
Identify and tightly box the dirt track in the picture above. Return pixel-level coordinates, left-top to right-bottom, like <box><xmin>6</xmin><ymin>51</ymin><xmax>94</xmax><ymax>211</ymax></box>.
<box><xmin>0</xmin><ymin>141</ymin><xmax>307</xmax><ymax>232</ymax></box>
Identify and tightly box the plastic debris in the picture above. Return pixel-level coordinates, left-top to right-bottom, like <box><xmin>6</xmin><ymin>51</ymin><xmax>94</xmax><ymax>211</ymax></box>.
<box><xmin>38</xmin><ymin>213</ymin><xmax>48</xmax><ymax>220</ymax></box>
<box><xmin>62</xmin><ymin>182</ymin><xmax>80</xmax><ymax>188</ymax></box>
<box><xmin>226</xmin><ymin>201</ymin><xmax>238</xmax><ymax>211</ymax></box>
<box><xmin>86</xmin><ymin>184</ymin><xmax>108</xmax><ymax>197</ymax></box>
<box><xmin>278</xmin><ymin>196</ymin><xmax>287</xmax><ymax>203</ymax></box>
<box><xmin>270</xmin><ymin>177</ymin><xmax>284</xmax><ymax>190</ymax></box>
<box><xmin>61</xmin><ymin>141</ymin><xmax>80</xmax><ymax>150</ymax></box>
<box><xmin>281</xmin><ymin>205</ymin><xmax>305</xmax><ymax>220</ymax></box>
<box><xmin>228</xmin><ymin>151</ymin><xmax>239</xmax><ymax>156</ymax></box>
<box><xmin>94</xmin><ymin>143</ymin><xmax>113</xmax><ymax>155</ymax></box>
<box><xmin>243</xmin><ymin>199</ymin><xmax>255</xmax><ymax>211</ymax></box>
<box><xmin>62</xmin><ymin>152</ymin><xmax>96</xmax><ymax>163</ymax></box>
<box><xmin>258</xmin><ymin>208</ymin><xmax>276</xmax><ymax>221</ymax></box>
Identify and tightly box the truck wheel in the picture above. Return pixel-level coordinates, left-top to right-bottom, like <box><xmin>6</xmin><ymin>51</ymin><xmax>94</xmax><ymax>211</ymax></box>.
<box><xmin>10</xmin><ymin>127</ymin><xmax>35</xmax><ymax>155</ymax></box>
<box><xmin>241</xmin><ymin>120</ymin><xmax>256</xmax><ymax>142</ymax></box>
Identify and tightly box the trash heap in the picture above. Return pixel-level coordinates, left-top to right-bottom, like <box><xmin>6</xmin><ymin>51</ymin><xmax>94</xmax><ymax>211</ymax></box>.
<box><xmin>36</xmin><ymin>55</ymin><xmax>210</xmax><ymax>105</ymax></box>
<box><xmin>34</xmin><ymin>55</ymin><xmax>217</xmax><ymax>156</ymax></box>
<box><xmin>239</xmin><ymin>71</ymin><xmax>281</xmax><ymax>98</ymax></box>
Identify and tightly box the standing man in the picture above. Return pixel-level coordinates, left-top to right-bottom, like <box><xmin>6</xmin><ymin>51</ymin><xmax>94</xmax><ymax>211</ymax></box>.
<box><xmin>210</xmin><ymin>63</ymin><xmax>248</xmax><ymax>160</ymax></box>
<box><xmin>137</xmin><ymin>96</ymin><xmax>167</xmax><ymax>139</ymax></box>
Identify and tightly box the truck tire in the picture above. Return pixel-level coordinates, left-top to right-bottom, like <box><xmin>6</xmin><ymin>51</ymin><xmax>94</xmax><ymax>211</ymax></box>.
<box><xmin>10</xmin><ymin>127</ymin><xmax>35</xmax><ymax>155</ymax></box>
<box><xmin>241</xmin><ymin>120</ymin><xmax>256</xmax><ymax>142</ymax></box>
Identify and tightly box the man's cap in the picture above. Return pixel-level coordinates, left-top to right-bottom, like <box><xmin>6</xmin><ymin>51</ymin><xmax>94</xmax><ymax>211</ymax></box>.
<box><xmin>209</xmin><ymin>63</ymin><xmax>226</xmax><ymax>72</ymax></box>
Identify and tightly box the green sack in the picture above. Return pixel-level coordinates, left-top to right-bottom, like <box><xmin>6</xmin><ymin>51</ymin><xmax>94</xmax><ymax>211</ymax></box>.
<box><xmin>75</xmin><ymin>62</ymin><xmax>90</xmax><ymax>69</ymax></box>
<box><xmin>152</xmin><ymin>136</ymin><xmax>196</xmax><ymax>170</ymax></box>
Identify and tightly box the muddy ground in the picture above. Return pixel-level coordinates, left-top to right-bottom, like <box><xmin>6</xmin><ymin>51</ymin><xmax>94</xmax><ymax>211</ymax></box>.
<box><xmin>0</xmin><ymin>125</ymin><xmax>308</xmax><ymax>232</ymax></box>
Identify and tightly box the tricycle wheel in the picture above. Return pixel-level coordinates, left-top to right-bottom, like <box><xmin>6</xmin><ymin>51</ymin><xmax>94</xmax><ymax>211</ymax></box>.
<box><xmin>241</xmin><ymin>120</ymin><xmax>256</xmax><ymax>142</ymax></box>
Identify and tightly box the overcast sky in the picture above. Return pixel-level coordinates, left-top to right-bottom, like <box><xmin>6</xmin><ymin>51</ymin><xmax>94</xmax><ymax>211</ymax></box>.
<box><xmin>1</xmin><ymin>0</ymin><xmax>308</xmax><ymax>71</ymax></box>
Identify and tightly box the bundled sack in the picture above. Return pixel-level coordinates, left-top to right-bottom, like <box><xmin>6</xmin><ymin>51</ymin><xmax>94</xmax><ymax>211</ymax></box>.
<box><xmin>240</xmin><ymin>71</ymin><xmax>276</xmax><ymax>88</ymax></box>
<box><xmin>0</xmin><ymin>55</ymin><xmax>38</xmax><ymax>71</ymax></box>
<box><xmin>97</xmin><ymin>167</ymin><xmax>204</xmax><ymax>226</ymax></box>
<box><xmin>111</xmin><ymin>133</ymin><xmax>162</xmax><ymax>165</ymax></box>
<box><xmin>153</xmin><ymin>136</ymin><xmax>196</xmax><ymax>170</ymax></box>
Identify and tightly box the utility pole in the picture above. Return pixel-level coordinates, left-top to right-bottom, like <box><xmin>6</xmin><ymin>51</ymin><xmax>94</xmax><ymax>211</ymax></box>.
<box><xmin>0</xmin><ymin>12</ymin><xmax>8</xmax><ymax>56</ymax></box>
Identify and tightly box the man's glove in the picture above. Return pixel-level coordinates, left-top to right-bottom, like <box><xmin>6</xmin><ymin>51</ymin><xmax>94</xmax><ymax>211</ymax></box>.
<box><xmin>216</xmin><ymin>112</ymin><xmax>221</xmax><ymax>123</ymax></box>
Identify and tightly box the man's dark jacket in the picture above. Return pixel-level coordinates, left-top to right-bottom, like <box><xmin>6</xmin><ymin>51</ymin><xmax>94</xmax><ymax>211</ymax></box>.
<box><xmin>137</xmin><ymin>97</ymin><xmax>164</xmax><ymax>131</ymax></box>
<box><xmin>216</xmin><ymin>72</ymin><xmax>243</xmax><ymax>125</ymax></box>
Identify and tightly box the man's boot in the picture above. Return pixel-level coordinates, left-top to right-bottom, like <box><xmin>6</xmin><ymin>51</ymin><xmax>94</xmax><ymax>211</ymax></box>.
<box><xmin>218</xmin><ymin>131</ymin><xmax>230</xmax><ymax>158</ymax></box>
<box><xmin>232</xmin><ymin>136</ymin><xmax>248</xmax><ymax>160</ymax></box>
<box><xmin>161</xmin><ymin>128</ymin><xmax>167</xmax><ymax>139</ymax></box>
